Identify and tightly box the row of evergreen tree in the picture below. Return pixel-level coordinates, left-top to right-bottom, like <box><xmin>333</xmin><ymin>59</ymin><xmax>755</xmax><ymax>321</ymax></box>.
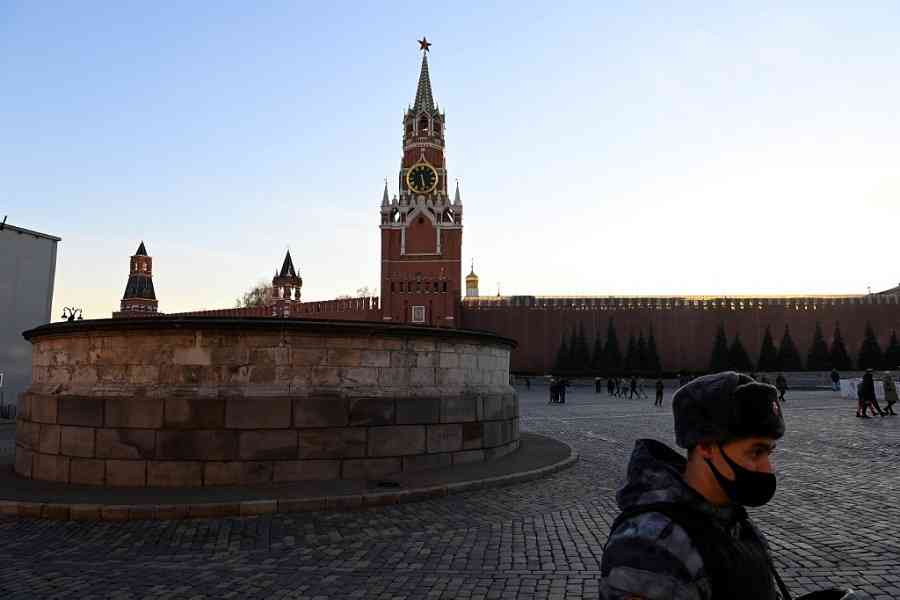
<box><xmin>553</xmin><ymin>320</ymin><xmax>900</xmax><ymax>375</ymax></box>
<box><xmin>554</xmin><ymin>320</ymin><xmax>661</xmax><ymax>375</ymax></box>
<box><xmin>709</xmin><ymin>322</ymin><xmax>900</xmax><ymax>373</ymax></box>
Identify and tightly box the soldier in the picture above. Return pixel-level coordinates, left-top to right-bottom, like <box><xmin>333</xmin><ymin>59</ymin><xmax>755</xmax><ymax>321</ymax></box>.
<box><xmin>655</xmin><ymin>378</ymin><xmax>664</xmax><ymax>407</ymax></box>
<box><xmin>599</xmin><ymin>371</ymin><xmax>854</xmax><ymax>600</ymax></box>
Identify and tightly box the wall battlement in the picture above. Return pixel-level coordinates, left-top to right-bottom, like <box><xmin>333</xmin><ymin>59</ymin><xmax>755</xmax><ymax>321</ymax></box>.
<box><xmin>462</xmin><ymin>293</ymin><xmax>900</xmax><ymax>312</ymax></box>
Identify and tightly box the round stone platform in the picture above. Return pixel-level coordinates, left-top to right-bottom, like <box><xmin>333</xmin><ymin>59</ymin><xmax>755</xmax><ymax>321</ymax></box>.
<box><xmin>0</xmin><ymin>432</ymin><xmax>575</xmax><ymax>521</ymax></box>
<box><xmin>15</xmin><ymin>317</ymin><xmax>519</xmax><ymax>487</ymax></box>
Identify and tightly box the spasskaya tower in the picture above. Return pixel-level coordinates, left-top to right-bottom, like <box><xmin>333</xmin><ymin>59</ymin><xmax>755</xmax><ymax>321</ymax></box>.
<box><xmin>380</xmin><ymin>38</ymin><xmax>463</xmax><ymax>326</ymax></box>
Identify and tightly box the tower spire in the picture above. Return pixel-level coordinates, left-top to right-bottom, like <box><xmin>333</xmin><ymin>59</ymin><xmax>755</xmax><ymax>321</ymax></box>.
<box><xmin>382</xmin><ymin>179</ymin><xmax>390</xmax><ymax>206</ymax></box>
<box><xmin>454</xmin><ymin>179</ymin><xmax>461</xmax><ymax>205</ymax></box>
<box><xmin>279</xmin><ymin>250</ymin><xmax>297</xmax><ymax>278</ymax></box>
<box><xmin>413</xmin><ymin>42</ymin><xmax>435</xmax><ymax>113</ymax></box>
<box><xmin>116</xmin><ymin>241</ymin><xmax>158</xmax><ymax>317</ymax></box>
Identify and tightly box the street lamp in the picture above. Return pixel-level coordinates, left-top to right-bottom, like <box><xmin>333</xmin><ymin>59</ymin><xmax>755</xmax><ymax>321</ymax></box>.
<box><xmin>61</xmin><ymin>307</ymin><xmax>83</xmax><ymax>322</ymax></box>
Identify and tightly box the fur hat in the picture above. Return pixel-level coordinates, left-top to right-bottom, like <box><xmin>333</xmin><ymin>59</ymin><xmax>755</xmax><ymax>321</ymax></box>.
<box><xmin>673</xmin><ymin>371</ymin><xmax>785</xmax><ymax>449</ymax></box>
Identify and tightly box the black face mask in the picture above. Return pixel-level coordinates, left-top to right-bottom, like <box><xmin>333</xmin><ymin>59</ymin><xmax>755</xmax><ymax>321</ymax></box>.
<box><xmin>705</xmin><ymin>443</ymin><xmax>776</xmax><ymax>507</ymax></box>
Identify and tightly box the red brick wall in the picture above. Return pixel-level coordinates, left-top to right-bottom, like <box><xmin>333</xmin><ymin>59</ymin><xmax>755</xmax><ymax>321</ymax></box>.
<box><xmin>460</xmin><ymin>297</ymin><xmax>900</xmax><ymax>373</ymax></box>
<box><xmin>405</xmin><ymin>216</ymin><xmax>438</xmax><ymax>254</ymax></box>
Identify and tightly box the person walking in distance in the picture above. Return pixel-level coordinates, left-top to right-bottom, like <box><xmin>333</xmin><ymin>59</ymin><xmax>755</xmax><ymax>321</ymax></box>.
<box><xmin>655</xmin><ymin>378</ymin><xmax>664</xmax><ymax>407</ymax></box>
<box><xmin>882</xmin><ymin>371</ymin><xmax>897</xmax><ymax>416</ymax></box>
<box><xmin>858</xmin><ymin>369</ymin><xmax>884</xmax><ymax>417</ymax></box>
<box><xmin>775</xmin><ymin>373</ymin><xmax>788</xmax><ymax>403</ymax></box>
<box><xmin>629</xmin><ymin>375</ymin><xmax>639</xmax><ymax>400</ymax></box>
<box><xmin>830</xmin><ymin>368</ymin><xmax>841</xmax><ymax>392</ymax></box>
<box><xmin>599</xmin><ymin>371</ymin><xmax>856</xmax><ymax>600</ymax></box>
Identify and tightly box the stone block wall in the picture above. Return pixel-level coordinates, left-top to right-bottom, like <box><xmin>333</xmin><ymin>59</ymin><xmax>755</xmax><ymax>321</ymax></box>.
<box><xmin>15</xmin><ymin>319</ymin><xmax>518</xmax><ymax>486</ymax></box>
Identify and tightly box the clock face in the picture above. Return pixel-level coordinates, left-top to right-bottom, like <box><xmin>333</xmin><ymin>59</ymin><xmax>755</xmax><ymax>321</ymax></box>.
<box><xmin>407</xmin><ymin>163</ymin><xmax>438</xmax><ymax>194</ymax></box>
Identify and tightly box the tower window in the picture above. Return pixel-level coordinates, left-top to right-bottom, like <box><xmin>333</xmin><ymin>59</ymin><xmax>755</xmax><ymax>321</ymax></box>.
<box><xmin>418</xmin><ymin>116</ymin><xmax>428</xmax><ymax>133</ymax></box>
<box><xmin>442</xmin><ymin>282</ymin><xmax>447</xmax><ymax>292</ymax></box>
<box><xmin>411</xmin><ymin>305</ymin><xmax>426</xmax><ymax>323</ymax></box>
<box><xmin>391</xmin><ymin>282</ymin><xmax>395</xmax><ymax>292</ymax></box>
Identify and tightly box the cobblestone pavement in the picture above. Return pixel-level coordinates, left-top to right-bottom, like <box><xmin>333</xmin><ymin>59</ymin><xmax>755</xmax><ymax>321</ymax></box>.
<box><xmin>2</xmin><ymin>386</ymin><xmax>899</xmax><ymax>599</ymax></box>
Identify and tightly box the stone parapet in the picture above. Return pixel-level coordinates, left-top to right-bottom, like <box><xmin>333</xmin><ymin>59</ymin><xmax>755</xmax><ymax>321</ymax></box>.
<box><xmin>16</xmin><ymin>318</ymin><xmax>518</xmax><ymax>487</ymax></box>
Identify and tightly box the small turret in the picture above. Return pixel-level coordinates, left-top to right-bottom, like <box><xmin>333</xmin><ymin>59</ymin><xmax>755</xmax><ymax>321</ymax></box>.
<box><xmin>116</xmin><ymin>241</ymin><xmax>159</xmax><ymax>317</ymax></box>
<box><xmin>271</xmin><ymin>250</ymin><xmax>303</xmax><ymax>317</ymax></box>
<box><xmin>465</xmin><ymin>260</ymin><xmax>479</xmax><ymax>298</ymax></box>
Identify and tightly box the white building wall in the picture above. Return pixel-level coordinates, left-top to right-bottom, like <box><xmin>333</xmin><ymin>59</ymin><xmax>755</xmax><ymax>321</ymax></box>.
<box><xmin>0</xmin><ymin>223</ymin><xmax>59</xmax><ymax>408</ymax></box>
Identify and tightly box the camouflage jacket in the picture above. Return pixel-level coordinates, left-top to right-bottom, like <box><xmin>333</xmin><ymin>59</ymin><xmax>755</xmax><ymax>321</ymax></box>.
<box><xmin>599</xmin><ymin>439</ymin><xmax>779</xmax><ymax>600</ymax></box>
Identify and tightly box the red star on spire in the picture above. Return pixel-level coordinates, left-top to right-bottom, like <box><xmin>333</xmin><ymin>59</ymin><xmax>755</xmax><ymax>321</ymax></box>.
<box><xmin>418</xmin><ymin>37</ymin><xmax>432</xmax><ymax>53</ymax></box>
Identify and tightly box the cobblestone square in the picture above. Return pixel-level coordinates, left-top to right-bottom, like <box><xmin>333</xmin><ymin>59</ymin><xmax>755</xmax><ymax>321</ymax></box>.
<box><xmin>2</xmin><ymin>386</ymin><xmax>899</xmax><ymax>599</ymax></box>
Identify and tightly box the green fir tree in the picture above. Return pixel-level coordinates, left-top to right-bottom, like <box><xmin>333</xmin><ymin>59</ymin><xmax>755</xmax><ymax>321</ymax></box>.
<box><xmin>883</xmin><ymin>330</ymin><xmax>900</xmax><ymax>370</ymax></box>
<box><xmin>554</xmin><ymin>333</ymin><xmax>570</xmax><ymax>374</ymax></box>
<box><xmin>728</xmin><ymin>334</ymin><xmax>754</xmax><ymax>373</ymax></box>
<box><xmin>646</xmin><ymin>326</ymin><xmax>662</xmax><ymax>374</ymax></box>
<box><xmin>591</xmin><ymin>328</ymin><xmax>605</xmax><ymax>374</ymax></box>
<box><xmin>637</xmin><ymin>331</ymin><xmax>649</xmax><ymax>373</ymax></box>
<box><xmin>624</xmin><ymin>333</ymin><xmax>639</xmax><ymax>374</ymax></box>
<box><xmin>709</xmin><ymin>324</ymin><xmax>730</xmax><ymax>372</ymax></box>
<box><xmin>571</xmin><ymin>323</ymin><xmax>592</xmax><ymax>374</ymax></box>
<box><xmin>777</xmin><ymin>325</ymin><xmax>804</xmax><ymax>371</ymax></box>
<box><xmin>857</xmin><ymin>322</ymin><xmax>883</xmax><ymax>370</ymax></box>
<box><xmin>829</xmin><ymin>324</ymin><xmax>852</xmax><ymax>371</ymax></box>
<box><xmin>806</xmin><ymin>322</ymin><xmax>831</xmax><ymax>371</ymax></box>
<box><xmin>603</xmin><ymin>319</ymin><xmax>623</xmax><ymax>374</ymax></box>
<box><xmin>757</xmin><ymin>326</ymin><xmax>780</xmax><ymax>372</ymax></box>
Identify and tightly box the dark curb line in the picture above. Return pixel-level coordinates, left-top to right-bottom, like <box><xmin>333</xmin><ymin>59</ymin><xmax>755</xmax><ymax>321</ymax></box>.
<box><xmin>0</xmin><ymin>443</ymin><xmax>578</xmax><ymax>522</ymax></box>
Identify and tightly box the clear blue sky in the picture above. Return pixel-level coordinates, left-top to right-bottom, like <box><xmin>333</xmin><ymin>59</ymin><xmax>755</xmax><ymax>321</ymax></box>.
<box><xmin>3</xmin><ymin>2</ymin><xmax>900</xmax><ymax>319</ymax></box>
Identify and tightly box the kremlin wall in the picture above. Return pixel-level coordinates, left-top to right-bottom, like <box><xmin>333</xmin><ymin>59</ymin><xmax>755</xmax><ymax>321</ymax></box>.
<box><xmin>110</xmin><ymin>44</ymin><xmax>900</xmax><ymax>376</ymax></box>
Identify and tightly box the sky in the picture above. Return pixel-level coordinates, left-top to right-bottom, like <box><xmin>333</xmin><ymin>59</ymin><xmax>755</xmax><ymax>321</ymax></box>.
<box><xmin>2</xmin><ymin>2</ymin><xmax>900</xmax><ymax>319</ymax></box>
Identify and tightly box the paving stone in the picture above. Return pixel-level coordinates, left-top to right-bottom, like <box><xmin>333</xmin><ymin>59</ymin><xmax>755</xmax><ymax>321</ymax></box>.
<box><xmin>95</xmin><ymin>429</ymin><xmax>156</xmax><ymax>459</ymax></box>
<box><xmin>163</xmin><ymin>396</ymin><xmax>226</xmax><ymax>429</ymax></box>
<box><xmin>59</xmin><ymin>426</ymin><xmax>96</xmax><ymax>458</ymax></box>
<box><xmin>105</xmin><ymin>459</ymin><xmax>146</xmax><ymax>486</ymax></box>
<box><xmin>57</xmin><ymin>396</ymin><xmax>104</xmax><ymax>427</ymax></box>
<box><xmin>147</xmin><ymin>460</ymin><xmax>203</xmax><ymax>486</ymax></box>
<box><xmin>104</xmin><ymin>396</ymin><xmax>163</xmax><ymax>429</ymax></box>
<box><xmin>348</xmin><ymin>397</ymin><xmax>395</xmax><ymax>426</ymax></box>
<box><xmin>1</xmin><ymin>388</ymin><xmax>898</xmax><ymax>599</ymax></box>
<box><xmin>298</xmin><ymin>427</ymin><xmax>367</xmax><ymax>459</ymax></box>
<box><xmin>293</xmin><ymin>395</ymin><xmax>349</xmax><ymax>427</ymax></box>
<box><xmin>238</xmin><ymin>430</ymin><xmax>297</xmax><ymax>460</ymax></box>
<box><xmin>225</xmin><ymin>396</ymin><xmax>291</xmax><ymax>429</ymax></box>
<box><xmin>69</xmin><ymin>457</ymin><xmax>105</xmax><ymax>485</ymax></box>
<box><xmin>156</xmin><ymin>430</ymin><xmax>239</xmax><ymax>460</ymax></box>
<box><xmin>368</xmin><ymin>425</ymin><xmax>426</xmax><ymax>456</ymax></box>
<box><xmin>396</xmin><ymin>396</ymin><xmax>441</xmax><ymax>424</ymax></box>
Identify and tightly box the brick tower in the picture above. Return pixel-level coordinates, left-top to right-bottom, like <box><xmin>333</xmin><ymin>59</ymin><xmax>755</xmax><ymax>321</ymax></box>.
<box><xmin>271</xmin><ymin>250</ymin><xmax>302</xmax><ymax>317</ymax></box>
<box><xmin>380</xmin><ymin>38</ymin><xmax>463</xmax><ymax>326</ymax></box>
<box><xmin>117</xmin><ymin>241</ymin><xmax>158</xmax><ymax>316</ymax></box>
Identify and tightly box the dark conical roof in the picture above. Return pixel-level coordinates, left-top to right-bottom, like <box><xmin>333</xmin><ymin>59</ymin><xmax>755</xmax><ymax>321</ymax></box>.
<box><xmin>279</xmin><ymin>251</ymin><xmax>297</xmax><ymax>278</ymax></box>
<box><xmin>135</xmin><ymin>241</ymin><xmax>148</xmax><ymax>256</ymax></box>
<box><xmin>413</xmin><ymin>53</ymin><xmax>435</xmax><ymax>113</ymax></box>
<box><xmin>123</xmin><ymin>274</ymin><xmax>156</xmax><ymax>300</ymax></box>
